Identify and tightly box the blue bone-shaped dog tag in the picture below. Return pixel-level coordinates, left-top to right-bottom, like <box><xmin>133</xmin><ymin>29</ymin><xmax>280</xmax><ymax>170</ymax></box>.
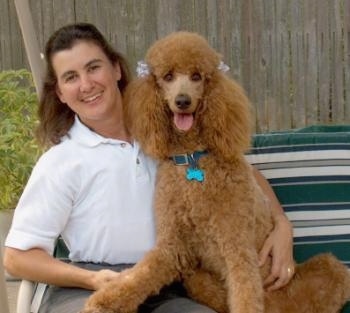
<box><xmin>186</xmin><ymin>167</ymin><xmax>205</xmax><ymax>182</ymax></box>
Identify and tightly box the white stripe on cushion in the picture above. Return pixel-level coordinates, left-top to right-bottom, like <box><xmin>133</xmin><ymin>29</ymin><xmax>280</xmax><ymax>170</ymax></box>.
<box><xmin>260</xmin><ymin>166</ymin><xmax>350</xmax><ymax>179</ymax></box>
<box><xmin>287</xmin><ymin>210</ymin><xmax>350</xmax><ymax>221</ymax></box>
<box><xmin>246</xmin><ymin>150</ymin><xmax>350</xmax><ymax>164</ymax></box>
<box><xmin>293</xmin><ymin>225</ymin><xmax>350</xmax><ymax>237</ymax></box>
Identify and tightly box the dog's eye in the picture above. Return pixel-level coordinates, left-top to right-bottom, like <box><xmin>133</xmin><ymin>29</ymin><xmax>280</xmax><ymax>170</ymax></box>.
<box><xmin>163</xmin><ymin>72</ymin><xmax>173</xmax><ymax>82</ymax></box>
<box><xmin>191</xmin><ymin>73</ymin><xmax>202</xmax><ymax>81</ymax></box>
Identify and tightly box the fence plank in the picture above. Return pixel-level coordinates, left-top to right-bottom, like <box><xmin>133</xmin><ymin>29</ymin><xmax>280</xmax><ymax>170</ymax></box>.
<box><xmin>205</xmin><ymin>0</ymin><xmax>219</xmax><ymax>49</ymax></box>
<box><xmin>193</xmin><ymin>0</ymin><xmax>209</xmax><ymax>36</ymax></box>
<box><xmin>107</xmin><ymin>0</ymin><xmax>135</xmax><ymax>61</ymax></box>
<box><xmin>41</xmin><ymin>0</ymin><xmax>55</xmax><ymax>48</ymax></box>
<box><xmin>9</xmin><ymin>1</ymin><xmax>26</xmax><ymax>69</ymax></box>
<box><xmin>156</xmin><ymin>0</ymin><xmax>181</xmax><ymax>37</ymax></box>
<box><xmin>251</xmin><ymin>0</ymin><xmax>267</xmax><ymax>132</ymax></box>
<box><xmin>226</xmin><ymin>0</ymin><xmax>243</xmax><ymax>81</ymax></box>
<box><xmin>289</xmin><ymin>0</ymin><xmax>307</xmax><ymax>128</ymax></box>
<box><xmin>52</xmin><ymin>0</ymin><xmax>75</xmax><ymax>30</ymax></box>
<box><xmin>316</xmin><ymin>0</ymin><xmax>331</xmax><ymax>124</ymax></box>
<box><xmin>304</xmin><ymin>0</ymin><xmax>318</xmax><ymax>125</ymax></box>
<box><xmin>275</xmin><ymin>0</ymin><xmax>292</xmax><ymax>129</ymax></box>
<box><xmin>261</xmin><ymin>0</ymin><xmax>275</xmax><ymax>131</ymax></box>
<box><xmin>344</xmin><ymin>0</ymin><xmax>350</xmax><ymax>121</ymax></box>
<box><xmin>0</xmin><ymin>0</ymin><xmax>12</xmax><ymax>69</ymax></box>
<box><xmin>29</xmin><ymin>0</ymin><xmax>44</xmax><ymax>50</ymax></box>
<box><xmin>330</xmin><ymin>0</ymin><xmax>345</xmax><ymax>123</ymax></box>
<box><xmin>178</xmin><ymin>0</ymin><xmax>195</xmax><ymax>31</ymax></box>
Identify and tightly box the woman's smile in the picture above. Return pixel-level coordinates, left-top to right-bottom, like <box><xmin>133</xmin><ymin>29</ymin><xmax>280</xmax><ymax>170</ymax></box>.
<box><xmin>81</xmin><ymin>91</ymin><xmax>103</xmax><ymax>103</ymax></box>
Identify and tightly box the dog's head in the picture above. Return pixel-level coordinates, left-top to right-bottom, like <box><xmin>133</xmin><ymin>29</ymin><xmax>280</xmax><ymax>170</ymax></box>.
<box><xmin>124</xmin><ymin>32</ymin><xmax>252</xmax><ymax>161</ymax></box>
<box><xmin>144</xmin><ymin>32</ymin><xmax>219</xmax><ymax>134</ymax></box>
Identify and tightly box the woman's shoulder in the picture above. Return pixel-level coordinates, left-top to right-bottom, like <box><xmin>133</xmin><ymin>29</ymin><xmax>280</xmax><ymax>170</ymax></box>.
<box><xmin>34</xmin><ymin>138</ymin><xmax>85</xmax><ymax>174</ymax></box>
<box><xmin>42</xmin><ymin>138</ymin><xmax>79</xmax><ymax>158</ymax></box>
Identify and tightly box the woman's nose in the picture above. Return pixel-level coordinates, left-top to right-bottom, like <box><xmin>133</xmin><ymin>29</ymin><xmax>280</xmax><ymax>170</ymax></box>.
<box><xmin>80</xmin><ymin>75</ymin><xmax>94</xmax><ymax>92</ymax></box>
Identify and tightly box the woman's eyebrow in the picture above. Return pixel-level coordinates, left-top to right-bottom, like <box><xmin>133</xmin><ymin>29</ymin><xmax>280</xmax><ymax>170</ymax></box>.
<box><xmin>60</xmin><ymin>70</ymin><xmax>75</xmax><ymax>80</ymax></box>
<box><xmin>84</xmin><ymin>58</ymin><xmax>103</xmax><ymax>68</ymax></box>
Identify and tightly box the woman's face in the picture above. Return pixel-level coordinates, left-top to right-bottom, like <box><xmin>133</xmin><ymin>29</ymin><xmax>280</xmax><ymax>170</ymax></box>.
<box><xmin>53</xmin><ymin>40</ymin><xmax>122</xmax><ymax>127</ymax></box>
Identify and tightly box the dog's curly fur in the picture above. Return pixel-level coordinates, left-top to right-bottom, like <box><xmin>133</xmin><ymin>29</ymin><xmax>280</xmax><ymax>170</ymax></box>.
<box><xmin>82</xmin><ymin>32</ymin><xmax>350</xmax><ymax>313</ymax></box>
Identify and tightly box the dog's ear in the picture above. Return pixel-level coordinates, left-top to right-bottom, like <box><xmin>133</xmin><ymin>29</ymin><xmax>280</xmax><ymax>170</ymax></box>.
<box><xmin>200</xmin><ymin>74</ymin><xmax>252</xmax><ymax>160</ymax></box>
<box><xmin>124</xmin><ymin>76</ymin><xmax>171</xmax><ymax>159</ymax></box>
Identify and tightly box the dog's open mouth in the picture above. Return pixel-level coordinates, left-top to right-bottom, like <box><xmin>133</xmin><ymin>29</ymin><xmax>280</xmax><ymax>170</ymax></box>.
<box><xmin>173</xmin><ymin>112</ymin><xmax>194</xmax><ymax>131</ymax></box>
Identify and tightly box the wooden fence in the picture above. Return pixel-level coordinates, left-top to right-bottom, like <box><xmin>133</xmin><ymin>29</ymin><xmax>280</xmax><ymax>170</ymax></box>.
<box><xmin>1</xmin><ymin>0</ymin><xmax>349</xmax><ymax>132</ymax></box>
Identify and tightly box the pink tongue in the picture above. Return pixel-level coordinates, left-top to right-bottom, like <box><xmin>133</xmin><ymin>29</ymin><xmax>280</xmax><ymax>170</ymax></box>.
<box><xmin>174</xmin><ymin>113</ymin><xmax>194</xmax><ymax>131</ymax></box>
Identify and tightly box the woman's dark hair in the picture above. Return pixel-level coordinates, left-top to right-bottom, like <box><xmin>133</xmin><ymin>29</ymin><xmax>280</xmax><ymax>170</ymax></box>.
<box><xmin>37</xmin><ymin>22</ymin><xmax>131</xmax><ymax>147</ymax></box>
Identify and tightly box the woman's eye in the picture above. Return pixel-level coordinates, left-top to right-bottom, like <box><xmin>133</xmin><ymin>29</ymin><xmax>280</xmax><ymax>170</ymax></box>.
<box><xmin>163</xmin><ymin>72</ymin><xmax>173</xmax><ymax>82</ymax></box>
<box><xmin>191</xmin><ymin>72</ymin><xmax>202</xmax><ymax>81</ymax></box>
<box><xmin>65</xmin><ymin>74</ymin><xmax>77</xmax><ymax>83</ymax></box>
<box><xmin>89</xmin><ymin>65</ymin><xmax>100</xmax><ymax>72</ymax></box>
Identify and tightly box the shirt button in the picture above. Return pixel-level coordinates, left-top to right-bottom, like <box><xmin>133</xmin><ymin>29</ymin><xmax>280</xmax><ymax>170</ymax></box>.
<box><xmin>120</xmin><ymin>143</ymin><xmax>126</xmax><ymax>148</ymax></box>
<box><xmin>136</xmin><ymin>158</ymin><xmax>140</xmax><ymax>164</ymax></box>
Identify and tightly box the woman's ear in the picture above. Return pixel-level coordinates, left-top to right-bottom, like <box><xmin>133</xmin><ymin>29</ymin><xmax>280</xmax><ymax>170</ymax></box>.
<box><xmin>200</xmin><ymin>74</ymin><xmax>252</xmax><ymax>160</ymax></box>
<box><xmin>113</xmin><ymin>62</ymin><xmax>122</xmax><ymax>82</ymax></box>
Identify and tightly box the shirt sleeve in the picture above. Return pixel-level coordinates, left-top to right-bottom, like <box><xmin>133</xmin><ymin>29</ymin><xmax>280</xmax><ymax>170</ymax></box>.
<box><xmin>5</xmin><ymin>151</ymin><xmax>75</xmax><ymax>254</ymax></box>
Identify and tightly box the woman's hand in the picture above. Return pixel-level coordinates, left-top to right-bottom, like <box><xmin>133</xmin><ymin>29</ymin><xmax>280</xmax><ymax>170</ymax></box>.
<box><xmin>90</xmin><ymin>269</ymin><xmax>121</xmax><ymax>290</ymax></box>
<box><xmin>252</xmin><ymin>166</ymin><xmax>295</xmax><ymax>291</ymax></box>
<box><xmin>259</xmin><ymin>215</ymin><xmax>295</xmax><ymax>291</ymax></box>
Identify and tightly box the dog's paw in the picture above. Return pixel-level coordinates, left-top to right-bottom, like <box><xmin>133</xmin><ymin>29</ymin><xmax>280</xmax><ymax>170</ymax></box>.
<box><xmin>81</xmin><ymin>269</ymin><xmax>143</xmax><ymax>313</ymax></box>
<box><xmin>79</xmin><ymin>292</ymin><xmax>116</xmax><ymax>313</ymax></box>
<box><xmin>81</xmin><ymin>284</ymin><xmax>138</xmax><ymax>313</ymax></box>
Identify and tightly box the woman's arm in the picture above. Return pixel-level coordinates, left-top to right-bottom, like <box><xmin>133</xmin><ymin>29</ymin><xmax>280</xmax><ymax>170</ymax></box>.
<box><xmin>3</xmin><ymin>247</ymin><xmax>119</xmax><ymax>290</ymax></box>
<box><xmin>252</xmin><ymin>166</ymin><xmax>295</xmax><ymax>291</ymax></box>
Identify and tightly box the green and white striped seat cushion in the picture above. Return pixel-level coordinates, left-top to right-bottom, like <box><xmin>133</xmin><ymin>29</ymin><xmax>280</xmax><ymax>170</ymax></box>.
<box><xmin>246</xmin><ymin>125</ymin><xmax>350</xmax><ymax>312</ymax></box>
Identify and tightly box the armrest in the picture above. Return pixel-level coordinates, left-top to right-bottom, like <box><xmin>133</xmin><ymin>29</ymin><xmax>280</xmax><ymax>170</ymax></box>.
<box><xmin>16</xmin><ymin>280</ymin><xmax>34</xmax><ymax>313</ymax></box>
<box><xmin>15</xmin><ymin>237</ymin><xmax>68</xmax><ymax>313</ymax></box>
<box><xmin>17</xmin><ymin>280</ymin><xmax>47</xmax><ymax>313</ymax></box>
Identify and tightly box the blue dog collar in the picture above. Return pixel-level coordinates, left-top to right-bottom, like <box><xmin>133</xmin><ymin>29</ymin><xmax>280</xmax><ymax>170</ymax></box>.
<box><xmin>170</xmin><ymin>151</ymin><xmax>208</xmax><ymax>182</ymax></box>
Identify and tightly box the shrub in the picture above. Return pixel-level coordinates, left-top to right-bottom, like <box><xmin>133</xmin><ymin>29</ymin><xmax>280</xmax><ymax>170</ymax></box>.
<box><xmin>0</xmin><ymin>69</ymin><xmax>43</xmax><ymax>211</ymax></box>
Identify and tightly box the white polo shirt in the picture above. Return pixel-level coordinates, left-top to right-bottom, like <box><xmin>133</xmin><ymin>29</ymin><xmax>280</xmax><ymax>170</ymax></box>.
<box><xmin>5</xmin><ymin>116</ymin><xmax>157</xmax><ymax>264</ymax></box>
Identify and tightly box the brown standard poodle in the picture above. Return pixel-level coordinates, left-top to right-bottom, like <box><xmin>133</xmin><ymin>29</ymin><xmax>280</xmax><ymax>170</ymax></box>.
<box><xmin>82</xmin><ymin>32</ymin><xmax>350</xmax><ymax>313</ymax></box>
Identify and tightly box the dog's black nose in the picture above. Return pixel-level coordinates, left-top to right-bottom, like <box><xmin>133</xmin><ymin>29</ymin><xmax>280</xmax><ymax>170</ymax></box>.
<box><xmin>175</xmin><ymin>94</ymin><xmax>191</xmax><ymax>110</ymax></box>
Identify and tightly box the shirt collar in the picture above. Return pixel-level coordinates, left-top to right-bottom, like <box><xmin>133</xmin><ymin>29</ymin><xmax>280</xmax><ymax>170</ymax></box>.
<box><xmin>65</xmin><ymin>115</ymin><xmax>130</xmax><ymax>147</ymax></box>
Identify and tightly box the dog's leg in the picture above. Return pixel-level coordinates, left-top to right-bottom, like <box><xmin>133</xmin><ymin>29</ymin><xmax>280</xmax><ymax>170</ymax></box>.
<box><xmin>224</xmin><ymin>249</ymin><xmax>264</xmax><ymax>313</ymax></box>
<box><xmin>204</xmin><ymin>200</ymin><xmax>265</xmax><ymax>313</ymax></box>
<box><xmin>80</xmin><ymin>247</ymin><xmax>181</xmax><ymax>313</ymax></box>
<box><xmin>184</xmin><ymin>269</ymin><xmax>228</xmax><ymax>313</ymax></box>
<box><xmin>265</xmin><ymin>253</ymin><xmax>350</xmax><ymax>313</ymax></box>
<box><xmin>202</xmin><ymin>223</ymin><xmax>264</xmax><ymax>313</ymax></box>
<box><xmin>210</xmin><ymin>208</ymin><xmax>264</xmax><ymax>313</ymax></box>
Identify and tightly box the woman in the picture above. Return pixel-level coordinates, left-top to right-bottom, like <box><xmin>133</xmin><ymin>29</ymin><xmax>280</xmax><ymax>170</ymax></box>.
<box><xmin>3</xmin><ymin>23</ymin><xmax>293</xmax><ymax>313</ymax></box>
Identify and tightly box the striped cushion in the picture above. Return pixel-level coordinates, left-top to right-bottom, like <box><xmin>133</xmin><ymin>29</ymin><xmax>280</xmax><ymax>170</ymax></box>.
<box><xmin>246</xmin><ymin>125</ymin><xmax>350</xmax><ymax>312</ymax></box>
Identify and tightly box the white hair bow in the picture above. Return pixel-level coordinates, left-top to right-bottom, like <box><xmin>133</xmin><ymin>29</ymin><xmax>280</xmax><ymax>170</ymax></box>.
<box><xmin>136</xmin><ymin>60</ymin><xmax>230</xmax><ymax>78</ymax></box>
<box><xmin>136</xmin><ymin>61</ymin><xmax>150</xmax><ymax>77</ymax></box>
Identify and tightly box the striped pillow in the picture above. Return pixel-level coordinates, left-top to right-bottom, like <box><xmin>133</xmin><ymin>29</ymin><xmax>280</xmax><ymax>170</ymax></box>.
<box><xmin>246</xmin><ymin>125</ymin><xmax>350</xmax><ymax>268</ymax></box>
